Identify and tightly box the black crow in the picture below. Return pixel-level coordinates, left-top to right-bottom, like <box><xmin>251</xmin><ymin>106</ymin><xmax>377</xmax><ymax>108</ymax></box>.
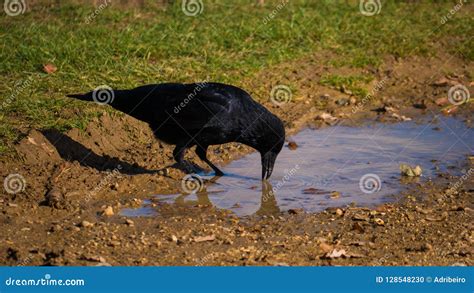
<box><xmin>67</xmin><ymin>82</ymin><xmax>285</xmax><ymax>179</ymax></box>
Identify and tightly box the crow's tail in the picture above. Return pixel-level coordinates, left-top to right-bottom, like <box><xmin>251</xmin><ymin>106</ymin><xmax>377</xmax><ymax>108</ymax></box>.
<box><xmin>67</xmin><ymin>93</ymin><xmax>86</xmax><ymax>99</ymax></box>
<box><xmin>66</xmin><ymin>92</ymin><xmax>93</xmax><ymax>101</ymax></box>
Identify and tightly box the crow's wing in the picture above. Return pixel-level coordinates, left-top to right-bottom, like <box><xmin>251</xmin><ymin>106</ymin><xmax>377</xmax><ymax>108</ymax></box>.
<box><xmin>160</xmin><ymin>84</ymin><xmax>235</xmax><ymax>132</ymax></box>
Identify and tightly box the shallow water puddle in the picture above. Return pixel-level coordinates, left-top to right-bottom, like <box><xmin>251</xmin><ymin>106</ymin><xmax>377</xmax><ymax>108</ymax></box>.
<box><xmin>121</xmin><ymin>116</ymin><xmax>473</xmax><ymax>217</ymax></box>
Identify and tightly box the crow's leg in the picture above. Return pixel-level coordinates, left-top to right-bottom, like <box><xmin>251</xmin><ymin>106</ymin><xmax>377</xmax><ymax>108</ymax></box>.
<box><xmin>195</xmin><ymin>145</ymin><xmax>224</xmax><ymax>176</ymax></box>
<box><xmin>173</xmin><ymin>145</ymin><xmax>194</xmax><ymax>173</ymax></box>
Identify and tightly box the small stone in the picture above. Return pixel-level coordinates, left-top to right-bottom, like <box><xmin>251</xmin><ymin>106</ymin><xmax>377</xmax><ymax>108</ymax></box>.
<box><xmin>352</xmin><ymin>213</ymin><xmax>369</xmax><ymax>221</ymax></box>
<box><xmin>374</xmin><ymin>218</ymin><xmax>385</xmax><ymax>226</ymax></box>
<box><xmin>102</xmin><ymin>206</ymin><xmax>114</xmax><ymax>217</ymax></box>
<box><xmin>400</xmin><ymin>164</ymin><xmax>422</xmax><ymax>177</ymax></box>
<box><xmin>80</xmin><ymin>221</ymin><xmax>94</xmax><ymax>228</ymax></box>
<box><xmin>335</xmin><ymin>98</ymin><xmax>350</xmax><ymax>106</ymax></box>
<box><xmin>287</xmin><ymin>141</ymin><xmax>298</xmax><ymax>150</ymax></box>
<box><xmin>422</xmin><ymin>243</ymin><xmax>433</xmax><ymax>251</ymax></box>
<box><xmin>288</xmin><ymin>208</ymin><xmax>304</xmax><ymax>215</ymax></box>
<box><xmin>451</xmin><ymin>262</ymin><xmax>467</xmax><ymax>266</ymax></box>
<box><xmin>194</xmin><ymin>235</ymin><xmax>216</xmax><ymax>242</ymax></box>
<box><xmin>170</xmin><ymin>235</ymin><xmax>178</xmax><ymax>243</ymax></box>
<box><xmin>45</xmin><ymin>188</ymin><xmax>64</xmax><ymax>209</ymax></box>
<box><xmin>335</xmin><ymin>208</ymin><xmax>344</xmax><ymax>216</ymax></box>
<box><xmin>158</xmin><ymin>168</ymin><xmax>169</xmax><ymax>176</ymax></box>
<box><xmin>125</xmin><ymin>219</ymin><xmax>134</xmax><ymax>226</ymax></box>
<box><xmin>330</xmin><ymin>191</ymin><xmax>340</xmax><ymax>199</ymax></box>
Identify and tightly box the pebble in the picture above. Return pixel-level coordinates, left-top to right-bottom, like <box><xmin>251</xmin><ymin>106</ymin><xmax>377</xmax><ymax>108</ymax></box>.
<box><xmin>287</xmin><ymin>141</ymin><xmax>298</xmax><ymax>150</ymax></box>
<box><xmin>352</xmin><ymin>213</ymin><xmax>369</xmax><ymax>221</ymax></box>
<box><xmin>422</xmin><ymin>243</ymin><xmax>433</xmax><ymax>251</ymax></box>
<box><xmin>288</xmin><ymin>209</ymin><xmax>304</xmax><ymax>215</ymax></box>
<box><xmin>335</xmin><ymin>98</ymin><xmax>350</xmax><ymax>106</ymax></box>
<box><xmin>80</xmin><ymin>221</ymin><xmax>94</xmax><ymax>228</ymax></box>
<box><xmin>374</xmin><ymin>218</ymin><xmax>385</xmax><ymax>226</ymax></box>
<box><xmin>45</xmin><ymin>188</ymin><xmax>64</xmax><ymax>208</ymax></box>
<box><xmin>102</xmin><ymin>206</ymin><xmax>114</xmax><ymax>217</ymax></box>
<box><xmin>194</xmin><ymin>235</ymin><xmax>216</xmax><ymax>242</ymax></box>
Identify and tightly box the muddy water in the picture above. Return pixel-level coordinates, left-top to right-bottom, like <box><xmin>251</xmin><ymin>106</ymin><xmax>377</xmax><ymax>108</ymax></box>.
<box><xmin>121</xmin><ymin>116</ymin><xmax>473</xmax><ymax>217</ymax></box>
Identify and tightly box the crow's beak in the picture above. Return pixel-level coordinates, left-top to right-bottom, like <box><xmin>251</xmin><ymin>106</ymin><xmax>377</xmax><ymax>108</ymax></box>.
<box><xmin>261</xmin><ymin>152</ymin><xmax>277</xmax><ymax>180</ymax></box>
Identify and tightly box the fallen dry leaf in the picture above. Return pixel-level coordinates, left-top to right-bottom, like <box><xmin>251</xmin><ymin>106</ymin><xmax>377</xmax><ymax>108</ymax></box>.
<box><xmin>432</xmin><ymin>77</ymin><xmax>455</xmax><ymax>87</ymax></box>
<box><xmin>323</xmin><ymin>248</ymin><xmax>364</xmax><ymax>259</ymax></box>
<box><xmin>319</xmin><ymin>242</ymin><xmax>333</xmax><ymax>253</ymax></box>
<box><xmin>435</xmin><ymin>97</ymin><xmax>449</xmax><ymax>106</ymax></box>
<box><xmin>316</xmin><ymin>112</ymin><xmax>337</xmax><ymax>122</ymax></box>
<box><xmin>391</xmin><ymin>112</ymin><xmax>412</xmax><ymax>121</ymax></box>
<box><xmin>442</xmin><ymin>106</ymin><xmax>458</xmax><ymax>115</ymax></box>
<box><xmin>302</xmin><ymin>187</ymin><xmax>325</xmax><ymax>195</ymax></box>
<box><xmin>194</xmin><ymin>235</ymin><xmax>216</xmax><ymax>242</ymax></box>
<box><xmin>43</xmin><ymin>63</ymin><xmax>57</xmax><ymax>74</ymax></box>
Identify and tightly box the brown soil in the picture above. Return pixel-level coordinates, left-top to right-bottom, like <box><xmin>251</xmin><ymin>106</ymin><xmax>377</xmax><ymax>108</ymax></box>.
<box><xmin>0</xmin><ymin>51</ymin><xmax>473</xmax><ymax>266</ymax></box>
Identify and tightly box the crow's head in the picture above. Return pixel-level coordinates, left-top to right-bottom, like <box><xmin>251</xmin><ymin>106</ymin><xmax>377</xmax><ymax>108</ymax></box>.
<box><xmin>259</xmin><ymin>118</ymin><xmax>285</xmax><ymax>180</ymax></box>
<box><xmin>243</xmin><ymin>112</ymin><xmax>285</xmax><ymax>180</ymax></box>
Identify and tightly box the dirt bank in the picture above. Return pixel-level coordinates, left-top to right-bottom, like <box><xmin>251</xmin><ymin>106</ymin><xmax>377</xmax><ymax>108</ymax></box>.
<box><xmin>0</xmin><ymin>51</ymin><xmax>473</xmax><ymax>266</ymax></box>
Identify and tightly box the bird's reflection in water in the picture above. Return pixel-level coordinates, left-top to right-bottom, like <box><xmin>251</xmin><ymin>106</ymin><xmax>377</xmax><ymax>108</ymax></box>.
<box><xmin>256</xmin><ymin>180</ymin><xmax>280</xmax><ymax>216</ymax></box>
<box><xmin>173</xmin><ymin>177</ymin><xmax>280</xmax><ymax>216</ymax></box>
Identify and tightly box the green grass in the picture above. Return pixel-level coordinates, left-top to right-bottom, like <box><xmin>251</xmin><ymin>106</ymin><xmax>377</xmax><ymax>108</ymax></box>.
<box><xmin>0</xmin><ymin>0</ymin><xmax>472</xmax><ymax>153</ymax></box>
<box><xmin>319</xmin><ymin>74</ymin><xmax>373</xmax><ymax>97</ymax></box>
